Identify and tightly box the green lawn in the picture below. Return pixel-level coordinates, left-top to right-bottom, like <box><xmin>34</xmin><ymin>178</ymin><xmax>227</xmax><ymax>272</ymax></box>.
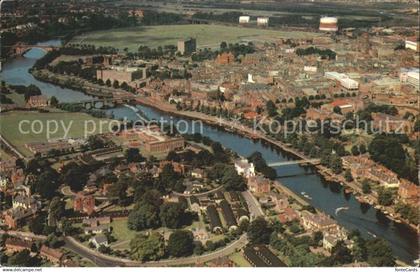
<box><xmin>71</xmin><ymin>24</ymin><xmax>321</xmax><ymax>51</ymax></box>
<box><xmin>229</xmin><ymin>252</ymin><xmax>251</xmax><ymax>267</ymax></box>
<box><xmin>0</xmin><ymin>111</ymin><xmax>114</xmax><ymax>157</ymax></box>
<box><xmin>0</xmin><ymin>148</ymin><xmax>13</xmax><ymax>160</ymax></box>
<box><xmin>5</xmin><ymin>91</ymin><xmax>26</xmax><ymax>107</ymax></box>
<box><xmin>110</xmin><ymin>218</ymin><xmax>138</xmax><ymax>244</ymax></box>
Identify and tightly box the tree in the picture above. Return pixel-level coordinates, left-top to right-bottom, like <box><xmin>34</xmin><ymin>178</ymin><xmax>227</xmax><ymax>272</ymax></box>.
<box><xmin>167</xmin><ymin>230</ymin><xmax>194</xmax><ymax>257</ymax></box>
<box><xmin>157</xmin><ymin>164</ymin><xmax>179</xmax><ymax>193</ymax></box>
<box><xmin>49</xmin><ymin>96</ymin><xmax>59</xmax><ymax>106</ymax></box>
<box><xmin>328</xmin><ymin>241</ymin><xmax>353</xmax><ymax>265</ymax></box>
<box><xmin>113</xmin><ymin>80</ymin><xmax>119</xmax><ymax>88</ymax></box>
<box><xmin>127</xmin><ymin>202</ymin><xmax>160</xmax><ymax>231</ymax></box>
<box><xmin>105</xmin><ymin>79</ymin><xmax>111</xmax><ymax>87</ymax></box>
<box><xmin>48</xmin><ymin>196</ymin><xmax>65</xmax><ymax>227</ymax></box>
<box><xmin>29</xmin><ymin>214</ymin><xmax>47</xmax><ymax>235</ymax></box>
<box><xmin>266</xmin><ymin>100</ymin><xmax>277</xmax><ymax>117</ymax></box>
<box><xmin>61</xmin><ymin>164</ymin><xmax>88</xmax><ymax>192</ymax></box>
<box><xmin>365</xmin><ymin>238</ymin><xmax>395</xmax><ymax>266</ymax></box>
<box><xmin>220</xmin><ymin>41</ymin><xmax>228</xmax><ymax>50</ymax></box>
<box><xmin>221</xmin><ymin>168</ymin><xmax>247</xmax><ymax>191</ymax></box>
<box><xmin>377</xmin><ymin>188</ymin><xmax>394</xmax><ymax>206</ymax></box>
<box><xmin>359</xmin><ymin>144</ymin><xmax>367</xmax><ymax>154</ymax></box>
<box><xmin>7</xmin><ymin>249</ymin><xmax>40</xmax><ymax>266</ymax></box>
<box><xmin>159</xmin><ymin>202</ymin><xmax>185</xmax><ymax>229</ymax></box>
<box><xmin>125</xmin><ymin>148</ymin><xmax>144</xmax><ymax>163</ymax></box>
<box><xmin>329</xmin><ymin>154</ymin><xmax>343</xmax><ymax>174</ymax></box>
<box><xmin>361</xmin><ymin>180</ymin><xmax>371</xmax><ymax>194</ymax></box>
<box><xmin>34</xmin><ymin>170</ymin><xmax>59</xmax><ymax>199</ymax></box>
<box><xmin>247</xmin><ymin>217</ymin><xmax>272</xmax><ymax>244</ymax></box>
<box><xmin>130</xmin><ymin>232</ymin><xmax>165</xmax><ymax>261</ymax></box>
<box><xmin>333</xmin><ymin>106</ymin><xmax>342</xmax><ymax>114</ymax></box>
<box><xmin>107</xmin><ymin>177</ymin><xmax>129</xmax><ymax>205</ymax></box>
<box><xmin>344</xmin><ymin>169</ymin><xmax>353</xmax><ymax>182</ymax></box>
<box><xmin>351</xmin><ymin>145</ymin><xmax>360</xmax><ymax>156</ymax></box>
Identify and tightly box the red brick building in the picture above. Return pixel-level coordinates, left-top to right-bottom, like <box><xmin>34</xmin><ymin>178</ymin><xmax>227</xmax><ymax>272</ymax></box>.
<box><xmin>215</xmin><ymin>52</ymin><xmax>235</xmax><ymax>65</ymax></box>
<box><xmin>73</xmin><ymin>192</ymin><xmax>95</xmax><ymax>215</ymax></box>
<box><xmin>398</xmin><ymin>179</ymin><xmax>420</xmax><ymax>206</ymax></box>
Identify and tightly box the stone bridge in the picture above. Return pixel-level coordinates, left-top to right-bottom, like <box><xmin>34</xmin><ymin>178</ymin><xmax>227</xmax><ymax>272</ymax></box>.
<box><xmin>59</xmin><ymin>97</ymin><xmax>134</xmax><ymax>109</ymax></box>
<box><xmin>13</xmin><ymin>43</ymin><xmax>58</xmax><ymax>55</ymax></box>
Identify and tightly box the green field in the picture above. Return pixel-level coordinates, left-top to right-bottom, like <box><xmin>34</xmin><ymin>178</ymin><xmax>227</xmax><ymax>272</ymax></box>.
<box><xmin>71</xmin><ymin>24</ymin><xmax>321</xmax><ymax>51</ymax></box>
<box><xmin>0</xmin><ymin>111</ymin><xmax>115</xmax><ymax>157</ymax></box>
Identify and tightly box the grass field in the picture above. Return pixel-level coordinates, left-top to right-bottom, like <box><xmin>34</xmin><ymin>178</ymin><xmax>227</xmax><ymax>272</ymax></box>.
<box><xmin>71</xmin><ymin>24</ymin><xmax>321</xmax><ymax>51</ymax></box>
<box><xmin>0</xmin><ymin>111</ymin><xmax>114</xmax><ymax>157</ymax></box>
<box><xmin>229</xmin><ymin>252</ymin><xmax>251</xmax><ymax>267</ymax></box>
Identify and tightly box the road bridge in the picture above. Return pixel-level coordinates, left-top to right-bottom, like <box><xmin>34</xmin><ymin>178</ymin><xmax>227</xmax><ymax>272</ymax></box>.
<box><xmin>268</xmin><ymin>159</ymin><xmax>320</xmax><ymax>167</ymax></box>
<box><xmin>13</xmin><ymin>43</ymin><xmax>59</xmax><ymax>56</ymax></box>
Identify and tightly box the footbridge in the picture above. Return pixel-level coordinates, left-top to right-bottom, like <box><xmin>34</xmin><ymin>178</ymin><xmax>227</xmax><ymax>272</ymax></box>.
<box><xmin>268</xmin><ymin>159</ymin><xmax>320</xmax><ymax>167</ymax></box>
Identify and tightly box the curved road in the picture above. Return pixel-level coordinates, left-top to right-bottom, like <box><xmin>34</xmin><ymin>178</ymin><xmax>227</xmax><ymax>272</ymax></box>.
<box><xmin>65</xmin><ymin>234</ymin><xmax>248</xmax><ymax>267</ymax></box>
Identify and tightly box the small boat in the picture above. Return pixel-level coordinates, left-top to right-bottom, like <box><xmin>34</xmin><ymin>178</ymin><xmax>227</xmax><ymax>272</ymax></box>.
<box><xmin>304</xmin><ymin>194</ymin><xmax>312</xmax><ymax>200</ymax></box>
<box><xmin>368</xmin><ymin>231</ymin><xmax>377</xmax><ymax>238</ymax></box>
<box><xmin>335</xmin><ymin>206</ymin><xmax>349</xmax><ymax>215</ymax></box>
<box><xmin>344</xmin><ymin>188</ymin><xmax>352</xmax><ymax>194</ymax></box>
<box><xmin>301</xmin><ymin>192</ymin><xmax>306</xmax><ymax>195</ymax></box>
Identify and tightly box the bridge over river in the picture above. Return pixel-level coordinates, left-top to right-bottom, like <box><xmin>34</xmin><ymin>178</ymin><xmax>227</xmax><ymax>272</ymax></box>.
<box><xmin>267</xmin><ymin>158</ymin><xmax>320</xmax><ymax>167</ymax></box>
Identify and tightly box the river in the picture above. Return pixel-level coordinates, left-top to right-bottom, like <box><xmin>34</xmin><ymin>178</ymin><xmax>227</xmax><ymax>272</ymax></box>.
<box><xmin>0</xmin><ymin>44</ymin><xmax>418</xmax><ymax>264</ymax></box>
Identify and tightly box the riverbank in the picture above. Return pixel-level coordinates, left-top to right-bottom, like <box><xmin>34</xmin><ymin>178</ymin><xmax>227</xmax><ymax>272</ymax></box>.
<box><xmin>133</xmin><ymin>96</ymin><xmax>419</xmax><ymax>234</ymax></box>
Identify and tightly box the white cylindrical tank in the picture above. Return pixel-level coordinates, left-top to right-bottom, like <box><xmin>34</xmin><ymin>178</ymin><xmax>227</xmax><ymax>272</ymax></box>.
<box><xmin>319</xmin><ymin>17</ymin><xmax>338</xmax><ymax>32</ymax></box>
<box><xmin>239</xmin><ymin>16</ymin><xmax>250</xmax><ymax>24</ymax></box>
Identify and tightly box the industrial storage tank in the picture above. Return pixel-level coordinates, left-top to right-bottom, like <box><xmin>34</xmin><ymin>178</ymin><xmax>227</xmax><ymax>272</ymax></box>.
<box><xmin>319</xmin><ymin>16</ymin><xmax>338</xmax><ymax>32</ymax></box>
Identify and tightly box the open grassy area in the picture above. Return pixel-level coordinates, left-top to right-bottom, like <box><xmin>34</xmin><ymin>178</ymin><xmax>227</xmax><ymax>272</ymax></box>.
<box><xmin>71</xmin><ymin>24</ymin><xmax>321</xmax><ymax>51</ymax></box>
<box><xmin>0</xmin><ymin>111</ymin><xmax>114</xmax><ymax>157</ymax></box>
<box><xmin>0</xmin><ymin>148</ymin><xmax>13</xmax><ymax>160</ymax></box>
<box><xmin>110</xmin><ymin>218</ymin><xmax>138</xmax><ymax>243</ymax></box>
<box><xmin>229</xmin><ymin>252</ymin><xmax>251</xmax><ymax>267</ymax></box>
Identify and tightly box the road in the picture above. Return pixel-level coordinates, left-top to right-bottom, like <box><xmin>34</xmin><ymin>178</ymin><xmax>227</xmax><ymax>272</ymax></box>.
<box><xmin>0</xmin><ymin>134</ymin><xmax>26</xmax><ymax>159</ymax></box>
<box><xmin>0</xmin><ymin>230</ymin><xmax>46</xmax><ymax>241</ymax></box>
<box><xmin>172</xmin><ymin>185</ymin><xmax>224</xmax><ymax>197</ymax></box>
<box><xmin>241</xmin><ymin>190</ymin><xmax>264</xmax><ymax>219</ymax></box>
<box><xmin>64</xmin><ymin>234</ymin><xmax>248</xmax><ymax>267</ymax></box>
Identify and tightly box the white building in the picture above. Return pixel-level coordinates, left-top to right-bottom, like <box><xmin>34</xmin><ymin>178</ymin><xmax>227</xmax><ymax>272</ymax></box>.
<box><xmin>325</xmin><ymin>72</ymin><xmax>359</xmax><ymax>90</ymax></box>
<box><xmin>400</xmin><ymin>68</ymin><xmax>419</xmax><ymax>89</ymax></box>
<box><xmin>319</xmin><ymin>17</ymin><xmax>338</xmax><ymax>32</ymax></box>
<box><xmin>257</xmin><ymin>17</ymin><xmax>269</xmax><ymax>26</ymax></box>
<box><xmin>405</xmin><ymin>39</ymin><xmax>418</xmax><ymax>51</ymax></box>
<box><xmin>304</xmin><ymin>66</ymin><xmax>318</xmax><ymax>73</ymax></box>
<box><xmin>234</xmin><ymin>159</ymin><xmax>255</xmax><ymax>178</ymax></box>
<box><xmin>239</xmin><ymin>16</ymin><xmax>250</xmax><ymax>24</ymax></box>
<box><xmin>89</xmin><ymin>235</ymin><xmax>108</xmax><ymax>249</ymax></box>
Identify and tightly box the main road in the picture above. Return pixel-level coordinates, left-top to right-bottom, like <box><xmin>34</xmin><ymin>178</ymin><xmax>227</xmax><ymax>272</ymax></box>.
<box><xmin>64</xmin><ymin>234</ymin><xmax>248</xmax><ymax>267</ymax></box>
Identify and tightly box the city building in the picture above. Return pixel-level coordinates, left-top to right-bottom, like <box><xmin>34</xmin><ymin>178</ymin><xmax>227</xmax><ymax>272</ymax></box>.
<box><xmin>40</xmin><ymin>245</ymin><xmax>64</xmax><ymax>264</ymax></box>
<box><xmin>96</xmin><ymin>66</ymin><xmax>146</xmax><ymax>84</ymax></box>
<box><xmin>89</xmin><ymin>235</ymin><xmax>108</xmax><ymax>249</ymax></box>
<box><xmin>257</xmin><ymin>17</ymin><xmax>269</xmax><ymax>26</ymax></box>
<box><xmin>243</xmin><ymin>245</ymin><xmax>285</xmax><ymax>267</ymax></box>
<box><xmin>247</xmin><ymin>175</ymin><xmax>270</xmax><ymax>194</ymax></box>
<box><xmin>398</xmin><ymin>179</ymin><xmax>420</xmax><ymax>206</ymax></box>
<box><xmin>239</xmin><ymin>16</ymin><xmax>250</xmax><ymax>24</ymax></box>
<box><xmin>26</xmin><ymin>95</ymin><xmax>48</xmax><ymax>108</ymax></box>
<box><xmin>405</xmin><ymin>37</ymin><xmax>418</xmax><ymax>51</ymax></box>
<box><xmin>234</xmin><ymin>159</ymin><xmax>255</xmax><ymax>178</ymax></box>
<box><xmin>206</xmin><ymin>205</ymin><xmax>223</xmax><ymax>233</ymax></box>
<box><xmin>73</xmin><ymin>192</ymin><xmax>95</xmax><ymax>215</ymax></box>
<box><xmin>325</xmin><ymin>72</ymin><xmax>359</xmax><ymax>90</ymax></box>
<box><xmin>177</xmin><ymin>38</ymin><xmax>196</xmax><ymax>55</ymax></box>
<box><xmin>215</xmin><ymin>52</ymin><xmax>235</xmax><ymax>65</ymax></box>
<box><xmin>118</xmin><ymin>127</ymin><xmax>184</xmax><ymax>155</ymax></box>
<box><xmin>220</xmin><ymin>200</ymin><xmax>237</xmax><ymax>231</ymax></box>
<box><xmin>319</xmin><ymin>17</ymin><xmax>338</xmax><ymax>32</ymax></box>
<box><xmin>301</xmin><ymin>211</ymin><xmax>340</xmax><ymax>232</ymax></box>
<box><xmin>342</xmin><ymin>156</ymin><xmax>400</xmax><ymax>187</ymax></box>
